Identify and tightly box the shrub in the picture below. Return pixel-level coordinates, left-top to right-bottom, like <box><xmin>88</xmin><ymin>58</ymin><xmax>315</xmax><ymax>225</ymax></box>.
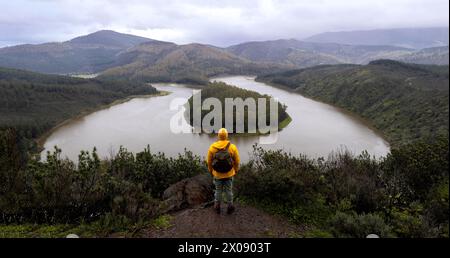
<box><xmin>329</xmin><ymin>212</ymin><xmax>393</xmax><ymax>238</ymax></box>
<box><xmin>321</xmin><ymin>150</ymin><xmax>387</xmax><ymax>213</ymax></box>
<box><xmin>0</xmin><ymin>137</ymin><xmax>206</xmax><ymax>224</ymax></box>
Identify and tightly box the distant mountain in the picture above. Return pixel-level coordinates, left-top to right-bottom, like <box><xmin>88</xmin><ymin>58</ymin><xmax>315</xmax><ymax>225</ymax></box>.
<box><xmin>1</xmin><ymin>29</ymin><xmax>447</xmax><ymax>80</ymax></box>
<box><xmin>257</xmin><ymin>60</ymin><xmax>449</xmax><ymax>146</ymax></box>
<box><xmin>226</xmin><ymin>39</ymin><xmax>341</xmax><ymax>67</ymax></box>
<box><xmin>69</xmin><ymin>30</ymin><xmax>153</xmax><ymax>48</ymax></box>
<box><xmin>99</xmin><ymin>41</ymin><xmax>291</xmax><ymax>84</ymax></box>
<box><xmin>227</xmin><ymin>39</ymin><xmax>412</xmax><ymax>66</ymax></box>
<box><xmin>394</xmin><ymin>46</ymin><xmax>449</xmax><ymax>65</ymax></box>
<box><xmin>0</xmin><ymin>30</ymin><xmax>154</xmax><ymax>74</ymax></box>
<box><xmin>304</xmin><ymin>27</ymin><xmax>449</xmax><ymax>49</ymax></box>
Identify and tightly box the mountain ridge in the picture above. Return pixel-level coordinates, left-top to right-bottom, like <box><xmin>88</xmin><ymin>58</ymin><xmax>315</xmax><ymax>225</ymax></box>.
<box><xmin>0</xmin><ymin>30</ymin><xmax>155</xmax><ymax>74</ymax></box>
<box><xmin>0</xmin><ymin>29</ymin><xmax>448</xmax><ymax>79</ymax></box>
<box><xmin>304</xmin><ymin>27</ymin><xmax>449</xmax><ymax>49</ymax></box>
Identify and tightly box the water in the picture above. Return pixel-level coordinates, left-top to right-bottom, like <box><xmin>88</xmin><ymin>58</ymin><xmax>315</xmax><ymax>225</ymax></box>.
<box><xmin>42</xmin><ymin>76</ymin><xmax>390</xmax><ymax>162</ymax></box>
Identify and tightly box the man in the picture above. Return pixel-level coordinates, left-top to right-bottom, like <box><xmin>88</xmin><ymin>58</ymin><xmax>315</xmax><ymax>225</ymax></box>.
<box><xmin>207</xmin><ymin>128</ymin><xmax>240</xmax><ymax>214</ymax></box>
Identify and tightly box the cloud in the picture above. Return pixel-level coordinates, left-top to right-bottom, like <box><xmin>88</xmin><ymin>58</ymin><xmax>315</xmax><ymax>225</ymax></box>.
<box><xmin>0</xmin><ymin>0</ymin><xmax>448</xmax><ymax>47</ymax></box>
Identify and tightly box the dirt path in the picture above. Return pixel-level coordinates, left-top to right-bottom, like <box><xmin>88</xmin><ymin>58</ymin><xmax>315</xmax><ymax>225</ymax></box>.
<box><xmin>141</xmin><ymin>203</ymin><xmax>304</xmax><ymax>238</ymax></box>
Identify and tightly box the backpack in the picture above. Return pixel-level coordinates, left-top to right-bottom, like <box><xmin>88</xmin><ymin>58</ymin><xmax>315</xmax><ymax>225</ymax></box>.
<box><xmin>212</xmin><ymin>142</ymin><xmax>233</xmax><ymax>173</ymax></box>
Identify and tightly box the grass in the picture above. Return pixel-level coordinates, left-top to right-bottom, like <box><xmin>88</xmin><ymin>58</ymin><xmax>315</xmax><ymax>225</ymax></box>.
<box><xmin>0</xmin><ymin>224</ymin><xmax>97</xmax><ymax>238</ymax></box>
<box><xmin>151</xmin><ymin>215</ymin><xmax>173</xmax><ymax>230</ymax></box>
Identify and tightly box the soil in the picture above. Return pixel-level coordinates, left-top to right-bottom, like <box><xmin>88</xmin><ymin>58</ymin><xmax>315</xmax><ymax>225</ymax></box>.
<box><xmin>141</xmin><ymin>203</ymin><xmax>304</xmax><ymax>238</ymax></box>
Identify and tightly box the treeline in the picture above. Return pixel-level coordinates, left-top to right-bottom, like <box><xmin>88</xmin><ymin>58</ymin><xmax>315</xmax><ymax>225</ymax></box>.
<box><xmin>1</xmin><ymin>128</ymin><xmax>448</xmax><ymax>237</ymax></box>
<box><xmin>0</xmin><ymin>67</ymin><xmax>158</xmax><ymax>152</ymax></box>
<box><xmin>186</xmin><ymin>82</ymin><xmax>291</xmax><ymax>133</ymax></box>
<box><xmin>257</xmin><ymin>60</ymin><xmax>449</xmax><ymax>147</ymax></box>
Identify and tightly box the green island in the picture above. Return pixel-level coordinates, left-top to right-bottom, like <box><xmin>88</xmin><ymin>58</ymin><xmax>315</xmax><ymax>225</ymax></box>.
<box><xmin>185</xmin><ymin>81</ymin><xmax>291</xmax><ymax>134</ymax></box>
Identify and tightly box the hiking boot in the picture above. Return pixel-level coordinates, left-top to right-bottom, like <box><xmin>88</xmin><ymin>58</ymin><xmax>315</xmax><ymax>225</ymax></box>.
<box><xmin>227</xmin><ymin>204</ymin><xmax>235</xmax><ymax>214</ymax></box>
<box><xmin>214</xmin><ymin>202</ymin><xmax>221</xmax><ymax>214</ymax></box>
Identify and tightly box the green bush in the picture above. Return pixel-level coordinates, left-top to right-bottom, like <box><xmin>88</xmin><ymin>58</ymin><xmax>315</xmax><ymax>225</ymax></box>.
<box><xmin>388</xmin><ymin>205</ymin><xmax>437</xmax><ymax>238</ymax></box>
<box><xmin>235</xmin><ymin>139</ymin><xmax>448</xmax><ymax>237</ymax></box>
<box><xmin>0</xmin><ymin>132</ymin><xmax>206</xmax><ymax>224</ymax></box>
<box><xmin>1</xmin><ymin>128</ymin><xmax>448</xmax><ymax>238</ymax></box>
<box><xmin>329</xmin><ymin>212</ymin><xmax>393</xmax><ymax>238</ymax></box>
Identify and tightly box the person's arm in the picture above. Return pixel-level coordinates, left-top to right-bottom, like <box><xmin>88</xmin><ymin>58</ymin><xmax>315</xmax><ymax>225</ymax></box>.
<box><xmin>207</xmin><ymin>147</ymin><xmax>214</xmax><ymax>174</ymax></box>
<box><xmin>232</xmin><ymin>145</ymin><xmax>240</xmax><ymax>173</ymax></box>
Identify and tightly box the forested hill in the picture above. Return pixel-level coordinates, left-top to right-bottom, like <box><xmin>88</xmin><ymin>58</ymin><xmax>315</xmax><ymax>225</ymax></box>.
<box><xmin>98</xmin><ymin>42</ymin><xmax>291</xmax><ymax>84</ymax></box>
<box><xmin>0</xmin><ymin>67</ymin><xmax>157</xmax><ymax>142</ymax></box>
<box><xmin>257</xmin><ymin>60</ymin><xmax>449</xmax><ymax>146</ymax></box>
<box><xmin>186</xmin><ymin>82</ymin><xmax>291</xmax><ymax>133</ymax></box>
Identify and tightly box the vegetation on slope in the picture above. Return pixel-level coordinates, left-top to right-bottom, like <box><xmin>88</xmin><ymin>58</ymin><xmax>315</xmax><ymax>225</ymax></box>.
<box><xmin>395</xmin><ymin>46</ymin><xmax>449</xmax><ymax>65</ymax></box>
<box><xmin>1</xmin><ymin>128</ymin><xmax>447</xmax><ymax>237</ymax></box>
<box><xmin>257</xmin><ymin>60</ymin><xmax>449</xmax><ymax>146</ymax></box>
<box><xmin>185</xmin><ymin>82</ymin><xmax>291</xmax><ymax>133</ymax></box>
<box><xmin>99</xmin><ymin>42</ymin><xmax>291</xmax><ymax>84</ymax></box>
<box><xmin>227</xmin><ymin>39</ymin><xmax>413</xmax><ymax>65</ymax></box>
<box><xmin>236</xmin><ymin>137</ymin><xmax>448</xmax><ymax>237</ymax></box>
<box><xmin>0</xmin><ymin>67</ymin><xmax>158</xmax><ymax>152</ymax></box>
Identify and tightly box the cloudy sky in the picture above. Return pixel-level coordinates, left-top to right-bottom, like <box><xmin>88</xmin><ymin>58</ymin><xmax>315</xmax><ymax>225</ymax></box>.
<box><xmin>0</xmin><ymin>0</ymin><xmax>448</xmax><ymax>47</ymax></box>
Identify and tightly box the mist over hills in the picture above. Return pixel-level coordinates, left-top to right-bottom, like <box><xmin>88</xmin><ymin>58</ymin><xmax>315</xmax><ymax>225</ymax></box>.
<box><xmin>394</xmin><ymin>46</ymin><xmax>449</xmax><ymax>65</ymax></box>
<box><xmin>226</xmin><ymin>39</ymin><xmax>412</xmax><ymax>66</ymax></box>
<box><xmin>304</xmin><ymin>27</ymin><xmax>449</xmax><ymax>49</ymax></box>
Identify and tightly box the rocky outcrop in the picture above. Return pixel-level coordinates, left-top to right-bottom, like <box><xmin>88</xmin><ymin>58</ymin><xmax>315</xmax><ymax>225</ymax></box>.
<box><xmin>160</xmin><ymin>174</ymin><xmax>214</xmax><ymax>213</ymax></box>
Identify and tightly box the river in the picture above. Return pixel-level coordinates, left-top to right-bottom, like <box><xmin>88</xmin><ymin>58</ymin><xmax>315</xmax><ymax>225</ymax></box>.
<box><xmin>42</xmin><ymin>76</ymin><xmax>390</xmax><ymax>161</ymax></box>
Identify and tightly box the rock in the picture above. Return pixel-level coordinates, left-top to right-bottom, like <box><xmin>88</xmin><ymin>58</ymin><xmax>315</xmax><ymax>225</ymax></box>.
<box><xmin>366</xmin><ymin>234</ymin><xmax>380</xmax><ymax>238</ymax></box>
<box><xmin>66</xmin><ymin>234</ymin><xmax>79</xmax><ymax>238</ymax></box>
<box><xmin>160</xmin><ymin>174</ymin><xmax>214</xmax><ymax>213</ymax></box>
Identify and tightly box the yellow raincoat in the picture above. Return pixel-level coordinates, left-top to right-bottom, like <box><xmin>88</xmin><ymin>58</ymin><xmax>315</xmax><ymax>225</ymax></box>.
<box><xmin>207</xmin><ymin>140</ymin><xmax>240</xmax><ymax>179</ymax></box>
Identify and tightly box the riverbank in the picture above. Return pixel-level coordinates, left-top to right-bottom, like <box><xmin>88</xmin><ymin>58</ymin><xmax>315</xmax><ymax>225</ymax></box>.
<box><xmin>254</xmin><ymin>77</ymin><xmax>391</xmax><ymax>147</ymax></box>
<box><xmin>37</xmin><ymin>76</ymin><xmax>389</xmax><ymax>161</ymax></box>
<box><xmin>256</xmin><ymin>61</ymin><xmax>449</xmax><ymax>148</ymax></box>
<box><xmin>36</xmin><ymin>90</ymin><xmax>171</xmax><ymax>155</ymax></box>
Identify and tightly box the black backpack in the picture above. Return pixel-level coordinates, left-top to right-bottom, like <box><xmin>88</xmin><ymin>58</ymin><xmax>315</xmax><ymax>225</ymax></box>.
<box><xmin>212</xmin><ymin>142</ymin><xmax>233</xmax><ymax>173</ymax></box>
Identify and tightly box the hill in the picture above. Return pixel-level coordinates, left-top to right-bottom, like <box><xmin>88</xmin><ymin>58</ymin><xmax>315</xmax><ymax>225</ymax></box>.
<box><xmin>2</xmin><ymin>29</ymin><xmax>445</xmax><ymax>82</ymax></box>
<box><xmin>226</xmin><ymin>39</ymin><xmax>342</xmax><ymax>67</ymax></box>
<box><xmin>69</xmin><ymin>30</ymin><xmax>152</xmax><ymax>48</ymax></box>
<box><xmin>257</xmin><ymin>60</ymin><xmax>449</xmax><ymax>146</ymax></box>
<box><xmin>185</xmin><ymin>81</ymin><xmax>291</xmax><ymax>133</ymax></box>
<box><xmin>394</xmin><ymin>46</ymin><xmax>449</xmax><ymax>65</ymax></box>
<box><xmin>99</xmin><ymin>42</ymin><xmax>291</xmax><ymax>84</ymax></box>
<box><xmin>0</xmin><ymin>67</ymin><xmax>157</xmax><ymax>143</ymax></box>
<box><xmin>304</xmin><ymin>27</ymin><xmax>449</xmax><ymax>49</ymax></box>
<box><xmin>227</xmin><ymin>39</ymin><xmax>412</xmax><ymax>66</ymax></box>
<box><xmin>0</xmin><ymin>30</ymin><xmax>154</xmax><ymax>74</ymax></box>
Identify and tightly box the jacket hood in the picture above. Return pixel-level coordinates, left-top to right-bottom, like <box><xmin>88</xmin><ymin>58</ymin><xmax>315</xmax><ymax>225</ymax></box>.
<box><xmin>211</xmin><ymin>140</ymin><xmax>230</xmax><ymax>150</ymax></box>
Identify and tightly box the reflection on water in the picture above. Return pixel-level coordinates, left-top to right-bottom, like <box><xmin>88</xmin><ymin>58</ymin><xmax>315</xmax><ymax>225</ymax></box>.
<box><xmin>42</xmin><ymin>76</ymin><xmax>390</xmax><ymax>162</ymax></box>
